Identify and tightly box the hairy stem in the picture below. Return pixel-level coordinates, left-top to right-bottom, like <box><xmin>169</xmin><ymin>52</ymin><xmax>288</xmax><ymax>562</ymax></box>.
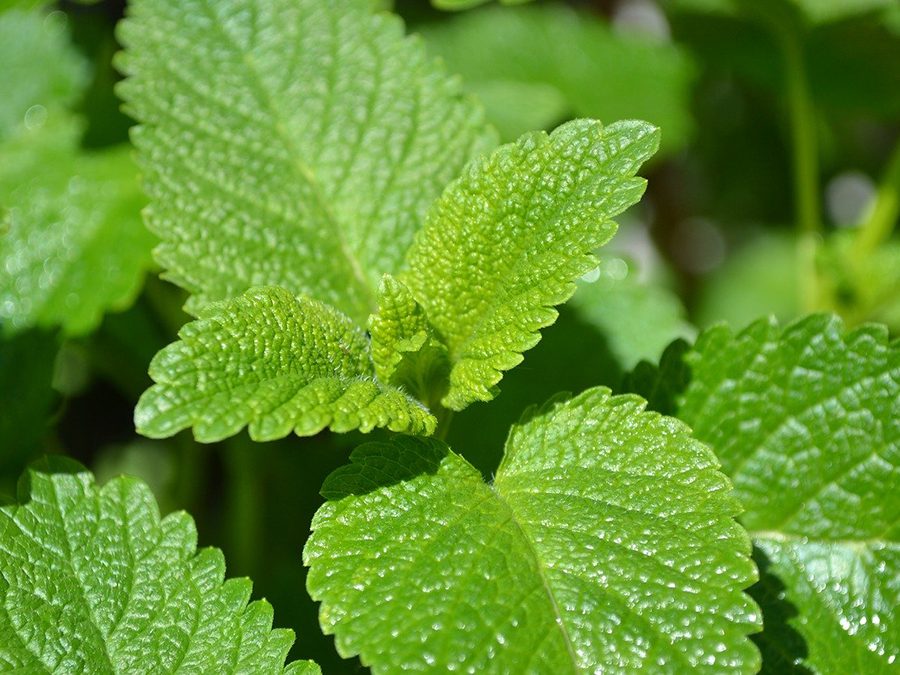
<box><xmin>434</xmin><ymin>406</ymin><xmax>455</xmax><ymax>441</ymax></box>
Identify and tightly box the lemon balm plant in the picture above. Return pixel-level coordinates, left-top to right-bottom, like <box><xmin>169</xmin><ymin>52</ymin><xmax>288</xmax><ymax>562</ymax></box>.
<box><xmin>0</xmin><ymin>1</ymin><xmax>897</xmax><ymax>673</ymax></box>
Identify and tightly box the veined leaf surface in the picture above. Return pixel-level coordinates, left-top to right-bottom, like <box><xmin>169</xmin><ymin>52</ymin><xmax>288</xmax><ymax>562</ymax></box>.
<box><xmin>135</xmin><ymin>286</ymin><xmax>435</xmax><ymax>442</ymax></box>
<box><xmin>306</xmin><ymin>388</ymin><xmax>761</xmax><ymax>673</ymax></box>
<box><xmin>117</xmin><ymin>0</ymin><xmax>495</xmax><ymax>324</ymax></box>
<box><xmin>0</xmin><ymin>463</ymin><xmax>319</xmax><ymax>674</ymax></box>
<box><xmin>403</xmin><ymin>119</ymin><xmax>659</xmax><ymax>409</ymax></box>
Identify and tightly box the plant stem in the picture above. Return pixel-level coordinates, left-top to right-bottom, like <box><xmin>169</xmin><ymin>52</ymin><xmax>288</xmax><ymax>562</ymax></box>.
<box><xmin>776</xmin><ymin>21</ymin><xmax>821</xmax><ymax>313</ymax></box>
<box><xmin>224</xmin><ymin>437</ymin><xmax>261</xmax><ymax>577</ymax></box>
<box><xmin>852</xmin><ymin>138</ymin><xmax>900</xmax><ymax>264</ymax></box>
<box><xmin>174</xmin><ymin>433</ymin><xmax>206</xmax><ymax>514</ymax></box>
<box><xmin>143</xmin><ymin>275</ymin><xmax>190</xmax><ymax>338</ymax></box>
<box><xmin>434</xmin><ymin>406</ymin><xmax>454</xmax><ymax>441</ymax></box>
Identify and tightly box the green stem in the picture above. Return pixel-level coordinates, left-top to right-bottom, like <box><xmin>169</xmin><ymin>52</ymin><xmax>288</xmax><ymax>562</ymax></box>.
<box><xmin>224</xmin><ymin>437</ymin><xmax>261</xmax><ymax>577</ymax></box>
<box><xmin>434</xmin><ymin>406</ymin><xmax>454</xmax><ymax>441</ymax></box>
<box><xmin>174</xmin><ymin>434</ymin><xmax>206</xmax><ymax>514</ymax></box>
<box><xmin>143</xmin><ymin>275</ymin><xmax>190</xmax><ymax>338</ymax></box>
<box><xmin>852</xmin><ymin>138</ymin><xmax>900</xmax><ymax>263</ymax></box>
<box><xmin>777</xmin><ymin>22</ymin><xmax>821</xmax><ymax>312</ymax></box>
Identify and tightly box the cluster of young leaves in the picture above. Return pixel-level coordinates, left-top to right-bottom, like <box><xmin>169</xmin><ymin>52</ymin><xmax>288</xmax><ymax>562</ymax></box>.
<box><xmin>120</xmin><ymin>0</ymin><xmax>660</xmax><ymax>441</ymax></box>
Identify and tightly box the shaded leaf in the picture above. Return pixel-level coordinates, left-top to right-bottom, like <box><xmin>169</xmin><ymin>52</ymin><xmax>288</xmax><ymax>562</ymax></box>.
<box><xmin>418</xmin><ymin>2</ymin><xmax>695</xmax><ymax>150</ymax></box>
<box><xmin>0</xmin><ymin>116</ymin><xmax>153</xmax><ymax>336</ymax></box>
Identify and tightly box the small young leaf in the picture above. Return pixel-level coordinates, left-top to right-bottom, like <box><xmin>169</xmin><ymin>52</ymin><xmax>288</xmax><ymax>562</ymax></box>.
<box><xmin>368</xmin><ymin>274</ymin><xmax>450</xmax><ymax>407</ymax></box>
<box><xmin>306</xmin><ymin>387</ymin><xmax>761</xmax><ymax>673</ymax></box>
<box><xmin>135</xmin><ymin>286</ymin><xmax>435</xmax><ymax>442</ymax></box>
<box><xmin>403</xmin><ymin>119</ymin><xmax>659</xmax><ymax>410</ymax></box>
<box><xmin>0</xmin><ymin>116</ymin><xmax>153</xmax><ymax>336</ymax></box>
<box><xmin>0</xmin><ymin>464</ymin><xmax>318</xmax><ymax>673</ymax></box>
<box><xmin>117</xmin><ymin>0</ymin><xmax>495</xmax><ymax>324</ymax></box>
<box><xmin>658</xmin><ymin>315</ymin><xmax>899</xmax><ymax>672</ymax></box>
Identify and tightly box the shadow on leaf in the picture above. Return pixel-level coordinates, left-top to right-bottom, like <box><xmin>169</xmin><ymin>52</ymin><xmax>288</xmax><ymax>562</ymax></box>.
<box><xmin>319</xmin><ymin>436</ymin><xmax>448</xmax><ymax>500</ymax></box>
<box><xmin>748</xmin><ymin>546</ymin><xmax>812</xmax><ymax>674</ymax></box>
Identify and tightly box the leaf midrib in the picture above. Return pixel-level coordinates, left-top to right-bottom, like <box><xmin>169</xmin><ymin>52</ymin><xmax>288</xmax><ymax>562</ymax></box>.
<box><xmin>197</xmin><ymin>0</ymin><xmax>373</xmax><ymax>322</ymax></box>
<box><xmin>488</xmin><ymin>481</ymin><xmax>582</xmax><ymax>672</ymax></box>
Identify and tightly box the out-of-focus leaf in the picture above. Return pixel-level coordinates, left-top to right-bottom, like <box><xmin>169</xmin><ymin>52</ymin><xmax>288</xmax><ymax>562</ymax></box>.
<box><xmin>696</xmin><ymin>232</ymin><xmax>800</xmax><ymax>329</ymax></box>
<box><xmin>0</xmin><ymin>116</ymin><xmax>153</xmax><ymax>335</ymax></box>
<box><xmin>0</xmin><ymin>9</ymin><xmax>86</xmax><ymax>141</ymax></box>
<box><xmin>570</xmin><ymin>257</ymin><xmax>695</xmax><ymax>369</ymax></box>
<box><xmin>417</xmin><ymin>2</ymin><xmax>695</xmax><ymax>151</ymax></box>
<box><xmin>432</xmin><ymin>0</ymin><xmax>532</xmax><ymax>10</ymax></box>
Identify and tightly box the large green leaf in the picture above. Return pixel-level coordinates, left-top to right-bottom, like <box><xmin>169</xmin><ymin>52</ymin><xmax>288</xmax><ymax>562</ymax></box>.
<box><xmin>402</xmin><ymin>119</ymin><xmax>658</xmax><ymax>410</ymax></box>
<box><xmin>135</xmin><ymin>286</ymin><xmax>435</xmax><ymax>442</ymax></box>
<box><xmin>648</xmin><ymin>315</ymin><xmax>899</xmax><ymax>672</ymax></box>
<box><xmin>418</xmin><ymin>2</ymin><xmax>695</xmax><ymax>150</ymax></box>
<box><xmin>306</xmin><ymin>387</ymin><xmax>761</xmax><ymax>672</ymax></box>
<box><xmin>0</xmin><ymin>116</ymin><xmax>153</xmax><ymax>336</ymax></box>
<box><xmin>0</xmin><ymin>463</ymin><xmax>318</xmax><ymax>673</ymax></box>
<box><xmin>116</xmin><ymin>0</ymin><xmax>495</xmax><ymax>325</ymax></box>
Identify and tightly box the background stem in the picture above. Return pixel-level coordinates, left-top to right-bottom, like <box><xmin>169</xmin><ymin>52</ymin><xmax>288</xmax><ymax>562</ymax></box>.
<box><xmin>852</xmin><ymin>138</ymin><xmax>900</xmax><ymax>264</ymax></box>
<box><xmin>777</xmin><ymin>22</ymin><xmax>821</xmax><ymax>313</ymax></box>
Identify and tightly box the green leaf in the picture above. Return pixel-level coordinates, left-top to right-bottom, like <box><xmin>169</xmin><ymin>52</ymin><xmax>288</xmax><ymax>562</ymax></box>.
<box><xmin>0</xmin><ymin>9</ymin><xmax>87</xmax><ymax>141</ymax></box>
<box><xmin>305</xmin><ymin>387</ymin><xmax>761</xmax><ymax>672</ymax></box>
<box><xmin>116</xmin><ymin>0</ymin><xmax>495</xmax><ymax>325</ymax></box>
<box><xmin>0</xmin><ymin>463</ymin><xmax>318</xmax><ymax>673</ymax></box>
<box><xmin>570</xmin><ymin>257</ymin><xmax>695</xmax><ymax>369</ymax></box>
<box><xmin>696</xmin><ymin>232</ymin><xmax>800</xmax><ymax>330</ymax></box>
<box><xmin>0</xmin><ymin>116</ymin><xmax>154</xmax><ymax>336</ymax></box>
<box><xmin>418</xmin><ymin>2</ymin><xmax>695</xmax><ymax>151</ymax></box>
<box><xmin>669</xmin><ymin>315</ymin><xmax>900</xmax><ymax>672</ymax></box>
<box><xmin>402</xmin><ymin>119</ymin><xmax>659</xmax><ymax>410</ymax></box>
<box><xmin>135</xmin><ymin>286</ymin><xmax>435</xmax><ymax>442</ymax></box>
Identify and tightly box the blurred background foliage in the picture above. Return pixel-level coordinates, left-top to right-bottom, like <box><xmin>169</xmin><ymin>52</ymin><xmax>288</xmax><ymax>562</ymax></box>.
<box><xmin>0</xmin><ymin>0</ymin><xmax>898</xmax><ymax>670</ymax></box>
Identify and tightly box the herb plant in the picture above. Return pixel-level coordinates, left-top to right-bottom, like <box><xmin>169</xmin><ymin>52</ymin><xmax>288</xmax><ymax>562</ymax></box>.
<box><xmin>0</xmin><ymin>0</ymin><xmax>897</xmax><ymax>673</ymax></box>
